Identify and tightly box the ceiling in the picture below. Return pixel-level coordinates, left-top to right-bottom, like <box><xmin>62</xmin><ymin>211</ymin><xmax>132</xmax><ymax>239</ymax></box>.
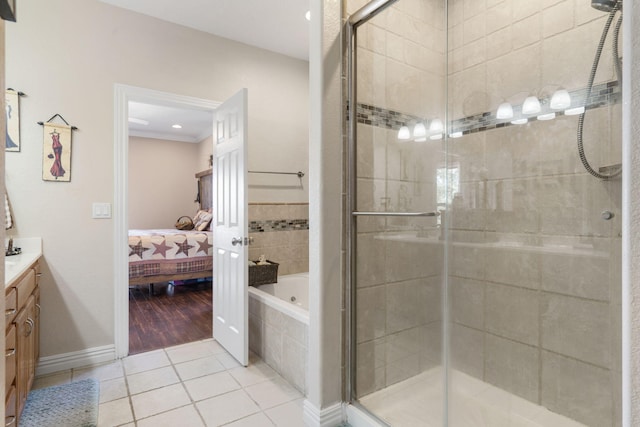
<box><xmin>99</xmin><ymin>0</ymin><xmax>310</xmax><ymax>60</ymax></box>
<box><xmin>128</xmin><ymin>102</ymin><xmax>214</xmax><ymax>143</ymax></box>
<box><xmin>101</xmin><ymin>0</ymin><xmax>310</xmax><ymax>143</ymax></box>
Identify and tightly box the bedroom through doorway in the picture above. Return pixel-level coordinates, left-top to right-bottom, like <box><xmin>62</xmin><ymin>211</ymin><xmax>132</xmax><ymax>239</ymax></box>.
<box><xmin>127</xmin><ymin>100</ymin><xmax>216</xmax><ymax>354</ymax></box>
<box><xmin>127</xmin><ymin>100</ymin><xmax>216</xmax><ymax>355</ymax></box>
<box><xmin>114</xmin><ymin>85</ymin><xmax>221</xmax><ymax>357</ymax></box>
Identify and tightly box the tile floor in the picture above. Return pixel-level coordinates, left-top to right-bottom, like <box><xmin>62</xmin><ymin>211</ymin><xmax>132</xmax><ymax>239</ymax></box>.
<box><xmin>32</xmin><ymin>338</ymin><xmax>305</xmax><ymax>427</ymax></box>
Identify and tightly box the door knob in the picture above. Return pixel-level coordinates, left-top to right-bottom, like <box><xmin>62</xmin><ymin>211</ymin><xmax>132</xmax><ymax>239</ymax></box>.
<box><xmin>231</xmin><ymin>237</ymin><xmax>243</xmax><ymax>246</ymax></box>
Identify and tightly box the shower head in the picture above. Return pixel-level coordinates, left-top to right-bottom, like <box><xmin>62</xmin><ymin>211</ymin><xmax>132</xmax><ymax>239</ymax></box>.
<box><xmin>591</xmin><ymin>0</ymin><xmax>620</xmax><ymax>13</ymax></box>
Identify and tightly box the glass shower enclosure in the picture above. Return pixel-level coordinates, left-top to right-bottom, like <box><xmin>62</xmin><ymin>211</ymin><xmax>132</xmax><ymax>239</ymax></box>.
<box><xmin>346</xmin><ymin>0</ymin><xmax>622</xmax><ymax>426</ymax></box>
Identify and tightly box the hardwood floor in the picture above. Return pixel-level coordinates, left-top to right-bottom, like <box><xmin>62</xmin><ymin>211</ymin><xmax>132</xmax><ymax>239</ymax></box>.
<box><xmin>128</xmin><ymin>279</ymin><xmax>212</xmax><ymax>355</ymax></box>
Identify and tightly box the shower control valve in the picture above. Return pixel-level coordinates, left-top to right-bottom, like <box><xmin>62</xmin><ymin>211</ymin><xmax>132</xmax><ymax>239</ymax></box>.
<box><xmin>601</xmin><ymin>210</ymin><xmax>614</xmax><ymax>220</ymax></box>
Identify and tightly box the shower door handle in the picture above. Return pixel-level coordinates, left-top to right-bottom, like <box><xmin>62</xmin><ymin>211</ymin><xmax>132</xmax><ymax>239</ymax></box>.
<box><xmin>352</xmin><ymin>211</ymin><xmax>439</xmax><ymax>217</ymax></box>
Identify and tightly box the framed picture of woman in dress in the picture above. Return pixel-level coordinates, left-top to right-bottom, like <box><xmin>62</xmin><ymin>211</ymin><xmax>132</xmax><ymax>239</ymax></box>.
<box><xmin>5</xmin><ymin>89</ymin><xmax>20</xmax><ymax>152</ymax></box>
<box><xmin>42</xmin><ymin>123</ymin><xmax>72</xmax><ymax>182</ymax></box>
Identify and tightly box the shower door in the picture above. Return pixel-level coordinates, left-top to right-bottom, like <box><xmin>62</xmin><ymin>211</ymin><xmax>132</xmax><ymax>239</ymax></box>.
<box><xmin>347</xmin><ymin>0</ymin><xmax>622</xmax><ymax>426</ymax></box>
<box><xmin>347</xmin><ymin>0</ymin><xmax>448</xmax><ymax>425</ymax></box>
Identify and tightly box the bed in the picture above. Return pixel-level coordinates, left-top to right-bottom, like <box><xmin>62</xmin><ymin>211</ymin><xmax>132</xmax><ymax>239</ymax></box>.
<box><xmin>128</xmin><ymin>228</ymin><xmax>213</xmax><ymax>286</ymax></box>
<box><xmin>129</xmin><ymin>168</ymin><xmax>213</xmax><ymax>290</ymax></box>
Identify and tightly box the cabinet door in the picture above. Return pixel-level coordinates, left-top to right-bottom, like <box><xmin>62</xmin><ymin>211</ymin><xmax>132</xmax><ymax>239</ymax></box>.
<box><xmin>5</xmin><ymin>324</ymin><xmax>16</xmax><ymax>391</ymax></box>
<box><xmin>16</xmin><ymin>295</ymin><xmax>35</xmax><ymax>417</ymax></box>
<box><xmin>5</xmin><ymin>288</ymin><xmax>17</xmax><ymax>326</ymax></box>
<box><xmin>5</xmin><ymin>385</ymin><xmax>16</xmax><ymax>427</ymax></box>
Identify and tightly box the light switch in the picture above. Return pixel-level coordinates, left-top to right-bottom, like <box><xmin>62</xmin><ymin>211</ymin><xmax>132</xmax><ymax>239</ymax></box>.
<box><xmin>92</xmin><ymin>202</ymin><xmax>112</xmax><ymax>219</ymax></box>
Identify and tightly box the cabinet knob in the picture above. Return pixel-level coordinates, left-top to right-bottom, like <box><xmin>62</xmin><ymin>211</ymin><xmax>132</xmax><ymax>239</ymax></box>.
<box><xmin>35</xmin><ymin>304</ymin><xmax>41</xmax><ymax>316</ymax></box>
<box><xmin>5</xmin><ymin>308</ymin><xmax>16</xmax><ymax>317</ymax></box>
<box><xmin>25</xmin><ymin>318</ymin><xmax>34</xmax><ymax>336</ymax></box>
<box><xmin>5</xmin><ymin>348</ymin><xmax>15</xmax><ymax>358</ymax></box>
<box><xmin>5</xmin><ymin>415</ymin><xmax>16</xmax><ymax>426</ymax></box>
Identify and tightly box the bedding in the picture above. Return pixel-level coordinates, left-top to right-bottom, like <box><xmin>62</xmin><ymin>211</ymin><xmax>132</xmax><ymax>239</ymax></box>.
<box><xmin>128</xmin><ymin>229</ymin><xmax>213</xmax><ymax>285</ymax></box>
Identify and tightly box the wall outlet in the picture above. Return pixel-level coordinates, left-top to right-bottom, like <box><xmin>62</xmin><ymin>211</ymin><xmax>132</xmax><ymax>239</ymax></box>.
<box><xmin>92</xmin><ymin>202</ymin><xmax>112</xmax><ymax>219</ymax></box>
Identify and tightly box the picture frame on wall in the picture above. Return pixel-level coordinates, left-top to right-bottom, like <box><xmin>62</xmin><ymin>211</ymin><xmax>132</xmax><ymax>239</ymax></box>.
<box><xmin>5</xmin><ymin>89</ymin><xmax>20</xmax><ymax>152</ymax></box>
<box><xmin>42</xmin><ymin>123</ymin><xmax>72</xmax><ymax>182</ymax></box>
<box><xmin>0</xmin><ymin>0</ymin><xmax>16</xmax><ymax>22</ymax></box>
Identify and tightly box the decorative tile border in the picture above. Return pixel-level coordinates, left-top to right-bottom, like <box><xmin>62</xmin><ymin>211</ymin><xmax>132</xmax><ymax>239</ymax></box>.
<box><xmin>249</xmin><ymin>219</ymin><xmax>309</xmax><ymax>233</ymax></box>
<box><xmin>355</xmin><ymin>81</ymin><xmax>621</xmax><ymax>135</ymax></box>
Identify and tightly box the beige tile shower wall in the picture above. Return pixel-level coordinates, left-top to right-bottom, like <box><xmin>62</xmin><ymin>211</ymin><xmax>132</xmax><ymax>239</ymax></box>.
<box><xmin>248</xmin><ymin>203</ymin><xmax>309</xmax><ymax>276</ymax></box>
<box><xmin>448</xmin><ymin>1</ymin><xmax>622</xmax><ymax>422</ymax></box>
<box><xmin>449</xmin><ymin>0</ymin><xmax>618</xmax><ymax>119</ymax></box>
<box><xmin>355</xmin><ymin>238</ymin><xmax>443</xmax><ymax>397</ymax></box>
<box><xmin>449</xmin><ymin>121</ymin><xmax>621</xmax><ymax>426</ymax></box>
<box><xmin>353</xmin><ymin>0</ymin><xmax>446</xmax><ymax>119</ymax></box>
<box><xmin>350</xmin><ymin>0</ymin><xmax>447</xmax><ymax>399</ymax></box>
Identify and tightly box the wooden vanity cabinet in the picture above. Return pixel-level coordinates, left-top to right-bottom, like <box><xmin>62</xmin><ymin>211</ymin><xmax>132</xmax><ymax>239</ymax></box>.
<box><xmin>5</xmin><ymin>259</ymin><xmax>40</xmax><ymax>426</ymax></box>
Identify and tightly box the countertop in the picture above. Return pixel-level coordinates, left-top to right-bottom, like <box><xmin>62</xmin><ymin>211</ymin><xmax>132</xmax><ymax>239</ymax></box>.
<box><xmin>5</xmin><ymin>237</ymin><xmax>42</xmax><ymax>288</ymax></box>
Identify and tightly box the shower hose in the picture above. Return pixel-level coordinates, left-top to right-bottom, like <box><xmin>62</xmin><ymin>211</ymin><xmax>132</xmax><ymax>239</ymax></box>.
<box><xmin>577</xmin><ymin>2</ymin><xmax>623</xmax><ymax>179</ymax></box>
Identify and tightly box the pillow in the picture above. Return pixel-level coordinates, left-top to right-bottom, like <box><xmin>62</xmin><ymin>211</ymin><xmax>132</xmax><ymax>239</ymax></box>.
<box><xmin>193</xmin><ymin>209</ymin><xmax>207</xmax><ymax>224</ymax></box>
<box><xmin>194</xmin><ymin>211</ymin><xmax>213</xmax><ymax>231</ymax></box>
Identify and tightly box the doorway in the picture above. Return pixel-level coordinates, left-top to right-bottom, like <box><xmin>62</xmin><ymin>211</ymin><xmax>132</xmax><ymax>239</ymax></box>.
<box><xmin>113</xmin><ymin>84</ymin><xmax>220</xmax><ymax>358</ymax></box>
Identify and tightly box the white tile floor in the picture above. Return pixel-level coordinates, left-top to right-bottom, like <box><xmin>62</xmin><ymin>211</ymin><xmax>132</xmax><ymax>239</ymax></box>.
<box><xmin>32</xmin><ymin>339</ymin><xmax>305</xmax><ymax>427</ymax></box>
<box><xmin>359</xmin><ymin>368</ymin><xmax>586</xmax><ymax>427</ymax></box>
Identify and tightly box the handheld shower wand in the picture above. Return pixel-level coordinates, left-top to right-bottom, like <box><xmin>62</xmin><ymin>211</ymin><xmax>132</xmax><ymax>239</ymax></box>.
<box><xmin>578</xmin><ymin>0</ymin><xmax>622</xmax><ymax>180</ymax></box>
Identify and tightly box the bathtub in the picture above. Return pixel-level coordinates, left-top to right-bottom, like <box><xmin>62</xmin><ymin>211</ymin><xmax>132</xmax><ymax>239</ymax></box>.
<box><xmin>248</xmin><ymin>272</ymin><xmax>309</xmax><ymax>393</ymax></box>
<box><xmin>249</xmin><ymin>272</ymin><xmax>309</xmax><ymax>320</ymax></box>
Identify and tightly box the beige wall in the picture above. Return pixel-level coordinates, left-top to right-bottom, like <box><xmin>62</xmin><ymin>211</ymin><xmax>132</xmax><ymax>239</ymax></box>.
<box><xmin>4</xmin><ymin>0</ymin><xmax>308</xmax><ymax>358</ymax></box>
<box><xmin>128</xmin><ymin>136</ymin><xmax>202</xmax><ymax>229</ymax></box>
<box><xmin>195</xmin><ymin>135</ymin><xmax>214</xmax><ymax>174</ymax></box>
<box><xmin>304</xmin><ymin>0</ymin><xmax>344</xmax><ymax>421</ymax></box>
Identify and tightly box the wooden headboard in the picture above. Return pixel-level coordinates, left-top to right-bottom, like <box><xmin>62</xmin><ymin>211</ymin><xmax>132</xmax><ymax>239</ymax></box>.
<box><xmin>195</xmin><ymin>169</ymin><xmax>212</xmax><ymax>211</ymax></box>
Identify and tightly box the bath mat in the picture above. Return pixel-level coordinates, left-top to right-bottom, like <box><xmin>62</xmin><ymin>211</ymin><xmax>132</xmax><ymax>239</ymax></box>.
<box><xmin>19</xmin><ymin>378</ymin><xmax>99</xmax><ymax>427</ymax></box>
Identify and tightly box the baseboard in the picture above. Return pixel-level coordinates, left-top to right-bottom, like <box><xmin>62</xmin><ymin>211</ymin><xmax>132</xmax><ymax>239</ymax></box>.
<box><xmin>303</xmin><ymin>400</ymin><xmax>344</xmax><ymax>426</ymax></box>
<box><xmin>36</xmin><ymin>345</ymin><xmax>116</xmax><ymax>377</ymax></box>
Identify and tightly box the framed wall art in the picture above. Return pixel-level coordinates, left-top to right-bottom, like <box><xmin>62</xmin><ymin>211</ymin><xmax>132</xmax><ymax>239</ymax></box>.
<box><xmin>5</xmin><ymin>89</ymin><xmax>20</xmax><ymax>152</ymax></box>
<box><xmin>42</xmin><ymin>123</ymin><xmax>72</xmax><ymax>182</ymax></box>
<box><xmin>39</xmin><ymin>114</ymin><xmax>78</xmax><ymax>182</ymax></box>
<box><xmin>0</xmin><ymin>0</ymin><xmax>15</xmax><ymax>22</ymax></box>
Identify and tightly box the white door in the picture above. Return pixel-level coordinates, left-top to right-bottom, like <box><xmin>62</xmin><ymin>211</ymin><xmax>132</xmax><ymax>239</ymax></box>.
<box><xmin>212</xmin><ymin>89</ymin><xmax>249</xmax><ymax>366</ymax></box>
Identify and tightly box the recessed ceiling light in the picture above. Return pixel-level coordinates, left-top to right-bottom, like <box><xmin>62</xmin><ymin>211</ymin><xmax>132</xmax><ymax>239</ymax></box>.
<box><xmin>172</xmin><ymin>124</ymin><xmax>182</xmax><ymax>129</ymax></box>
<box><xmin>305</xmin><ymin>10</ymin><xmax>310</xmax><ymax>21</ymax></box>
<box><xmin>128</xmin><ymin>117</ymin><xmax>149</xmax><ymax>126</ymax></box>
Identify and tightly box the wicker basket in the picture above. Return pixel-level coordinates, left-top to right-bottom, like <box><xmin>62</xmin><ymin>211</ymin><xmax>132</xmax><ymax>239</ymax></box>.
<box><xmin>249</xmin><ymin>260</ymin><xmax>279</xmax><ymax>286</ymax></box>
